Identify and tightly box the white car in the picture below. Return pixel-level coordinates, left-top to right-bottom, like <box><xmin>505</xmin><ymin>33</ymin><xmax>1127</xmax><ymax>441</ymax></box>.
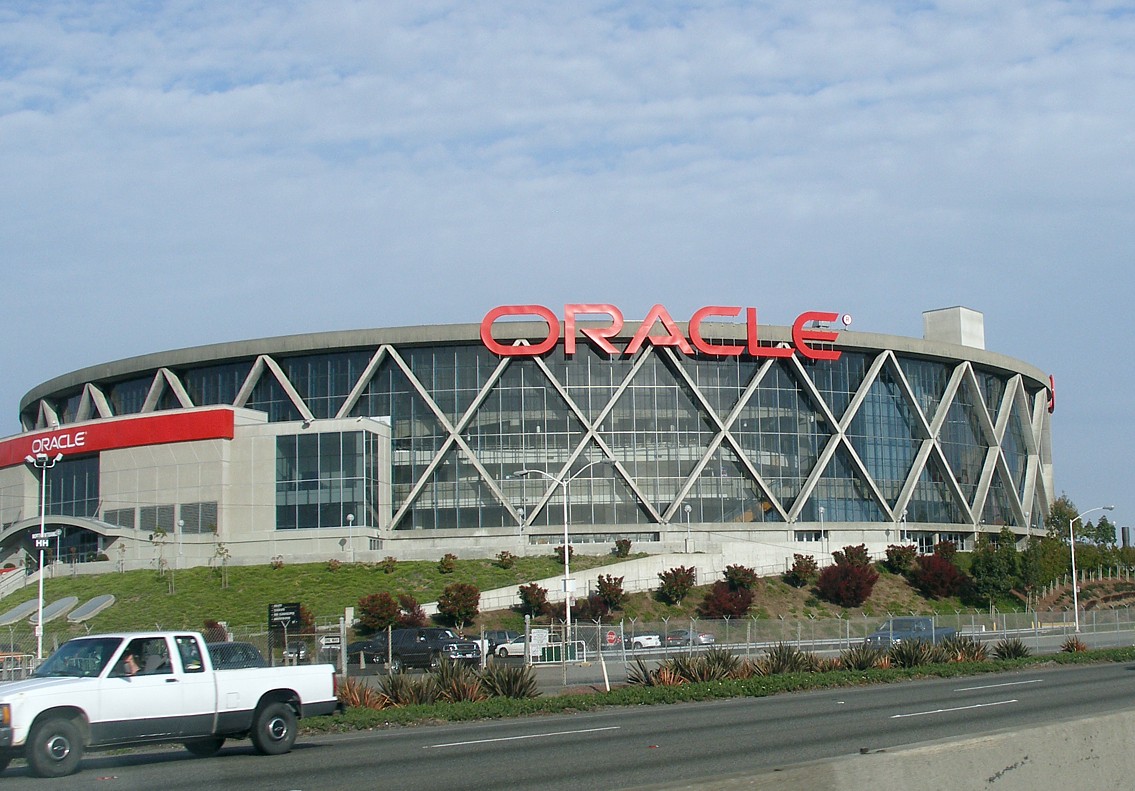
<box><xmin>627</xmin><ymin>633</ymin><xmax>662</xmax><ymax>650</ymax></box>
<box><xmin>0</xmin><ymin>631</ymin><xmax>339</xmax><ymax>778</ymax></box>
<box><xmin>495</xmin><ymin>635</ymin><xmax>537</xmax><ymax>657</ymax></box>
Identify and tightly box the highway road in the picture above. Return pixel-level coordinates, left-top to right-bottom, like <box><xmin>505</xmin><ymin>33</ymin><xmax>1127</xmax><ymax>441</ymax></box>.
<box><xmin>10</xmin><ymin>661</ymin><xmax>1135</xmax><ymax>790</ymax></box>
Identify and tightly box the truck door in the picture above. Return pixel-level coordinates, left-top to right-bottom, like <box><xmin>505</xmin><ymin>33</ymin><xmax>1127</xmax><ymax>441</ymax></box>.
<box><xmin>173</xmin><ymin>635</ymin><xmax>217</xmax><ymax>737</ymax></box>
<box><xmin>97</xmin><ymin>636</ymin><xmax>187</xmax><ymax>741</ymax></box>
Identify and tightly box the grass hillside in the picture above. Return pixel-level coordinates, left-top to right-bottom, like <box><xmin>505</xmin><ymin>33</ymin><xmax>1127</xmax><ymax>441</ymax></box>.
<box><xmin>10</xmin><ymin>554</ymin><xmax>1135</xmax><ymax>647</ymax></box>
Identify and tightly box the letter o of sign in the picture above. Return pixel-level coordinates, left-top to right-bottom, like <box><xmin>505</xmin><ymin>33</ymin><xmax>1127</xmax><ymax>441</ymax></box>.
<box><xmin>480</xmin><ymin>305</ymin><xmax>559</xmax><ymax>356</ymax></box>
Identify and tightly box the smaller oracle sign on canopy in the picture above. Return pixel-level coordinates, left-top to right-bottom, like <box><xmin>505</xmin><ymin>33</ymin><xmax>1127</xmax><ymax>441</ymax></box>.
<box><xmin>480</xmin><ymin>304</ymin><xmax>847</xmax><ymax>361</ymax></box>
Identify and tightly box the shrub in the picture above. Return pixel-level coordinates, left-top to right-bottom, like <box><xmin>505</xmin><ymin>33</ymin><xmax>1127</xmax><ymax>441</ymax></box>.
<box><xmin>433</xmin><ymin>657</ymin><xmax>487</xmax><ymax>703</ymax></box>
<box><xmin>553</xmin><ymin>545</ymin><xmax>574</xmax><ymax>564</ymax></box>
<box><xmin>437</xmin><ymin>582</ymin><xmax>480</xmax><ymax>626</ymax></box>
<box><xmin>327</xmin><ymin>558</ymin><xmax>342</xmax><ymax>572</ymax></box>
<box><xmin>478</xmin><ymin>663</ymin><xmax>540</xmax><ymax>699</ymax></box>
<box><xmin>723</xmin><ymin>564</ymin><xmax>759</xmax><ymax>591</ymax></box>
<box><xmin>889</xmin><ymin>640</ymin><xmax>945</xmax><ymax>668</ymax></box>
<box><xmin>940</xmin><ymin>635</ymin><xmax>988</xmax><ymax>663</ymax></box>
<box><xmin>270</xmin><ymin>555</ymin><xmax>285</xmax><ymax>570</ymax></box>
<box><xmin>784</xmin><ymin>554</ymin><xmax>818</xmax><ymax>588</ymax></box>
<box><xmin>910</xmin><ymin>554</ymin><xmax>969</xmax><ymax>599</ymax></box>
<box><xmin>614</xmin><ymin>538</ymin><xmax>632</xmax><ymax>558</ymax></box>
<box><xmin>437</xmin><ymin>553</ymin><xmax>458</xmax><ymax>574</ymax></box>
<box><xmin>755</xmin><ymin>643</ymin><xmax>813</xmax><ymax>675</ymax></box>
<box><xmin>338</xmin><ymin>676</ymin><xmax>392</xmax><ymax>710</ymax></box>
<box><xmin>993</xmin><ymin>637</ymin><xmax>1032</xmax><ymax>660</ymax></box>
<box><xmin>495</xmin><ymin>551</ymin><xmax>516</xmax><ymax>569</ymax></box>
<box><xmin>698</xmin><ymin>580</ymin><xmax>753</xmax><ymax>618</ymax></box>
<box><xmin>379</xmin><ymin>672</ymin><xmax>437</xmax><ymax>705</ymax></box>
<box><xmin>1062</xmin><ymin>636</ymin><xmax>1088</xmax><ymax>653</ymax></box>
<box><xmin>883</xmin><ymin>544</ymin><xmax>918</xmax><ymax>574</ymax></box>
<box><xmin>832</xmin><ymin>544</ymin><xmax>872</xmax><ymax>567</ymax></box>
<box><xmin>517</xmin><ymin>582</ymin><xmax>549</xmax><ymax>617</ymax></box>
<box><xmin>933</xmin><ymin>540</ymin><xmax>958</xmax><ymax>562</ymax></box>
<box><xmin>839</xmin><ymin>644</ymin><xmax>887</xmax><ymax>671</ymax></box>
<box><xmin>595</xmin><ymin>574</ymin><xmax>625</xmax><ymax>611</ymax></box>
<box><xmin>816</xmin><ymin>562</ymin><xmax>879</xmax><ymax>607</ymax></box>
<box><xmin>358</xmin><ymin>591</ymin><xmax>400</xmax><ymax>632</ymax></box>
<box><xmin>657</xmin><ymin>566</ymin><xmax>697</xmax><ymax>604</ymax></box>
<box><xmin>571</xmin><ymin>594</ymin><xmax>611</xmax><ymax>620</ymax></box>
<box><xmin>201</xmin><ymin>619</ymin><xmax>227</xmax><ymax>643</ymax></box>
<box><xmin>380</xmin><ymin>556</ymin><xmax>397</xmax><ymax>573</ymax></box>
<box><xmin>397</xmin><ymin>594</ymin><xmax>428</xmax><ymax>627</ymax></box>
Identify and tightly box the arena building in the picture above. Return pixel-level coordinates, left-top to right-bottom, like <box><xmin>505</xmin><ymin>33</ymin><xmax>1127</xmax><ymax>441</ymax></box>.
<box><xmin>0</xmin><ymin>304</ymin><xmax>1054</xmax><ymax>578</ymax></box>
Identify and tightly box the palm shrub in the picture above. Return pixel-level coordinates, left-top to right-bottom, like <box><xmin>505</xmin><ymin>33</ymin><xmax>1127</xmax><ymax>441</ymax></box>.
<box><xmin>627</xmin><ymin>657</ymin><xmax>684</xmax><ymax>687</ymax></box>
<box><xmin>993</xmin><ymin>637</ymin><xmax>1032</xmax><ymax>660</ymax></box>
<box><xmin>338</xmin><ymin>676</ymin><xmax>392</xmax><ymax>710</ymax></box>
<box><xmin>839</xmin><ymin>644</ymin><xmax>887</xmax><ymax>671</ymax></box>
<box><xmin>755</xmin><ymin>643</ymin><xmax>813</xmax><ymax>675</ymax></box>
<box><xmin>657</xmin><ymin>565</ymin><xmax>697</xmax><ymax>604</ymax></box>
<box><xmin>940</xmin><ymin>635</ymin><xmax>988</xmax><ymax>663</ymax></box>
<box><xmin>1061</xmin><ymin>636</ymin><xmax>1088</xmax><ymax>653</ymax></box>
<box><xmin>379</xmin><ymin>672</ymin><xmax>438</xmax><ymax>705</ymax></box>
<box><xmin>478</xmin><ymin>663</ymin><xmax>540</xmax><ymax>699</ymax></box>
<box><xmin>889</xmin><ymin>639</ymin><xmax>945</xmax><ymax>668</ymax></box>
<box><xmin>433</xmin><ymin>658</ymin><xmax>487</xmax><ymax>703</ymax></box>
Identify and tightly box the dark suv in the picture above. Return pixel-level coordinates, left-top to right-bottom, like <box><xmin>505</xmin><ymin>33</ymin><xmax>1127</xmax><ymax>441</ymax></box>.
<box><xmin>366</xmin><ymin>628</ymin><xmax>481</xmax><ymax>673</ymax></box>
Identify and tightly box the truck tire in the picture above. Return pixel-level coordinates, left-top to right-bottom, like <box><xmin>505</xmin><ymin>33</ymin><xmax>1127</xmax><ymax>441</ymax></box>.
<box><xmin>388</xmin><ymin>655</ymin><xmax>404</xmax><ymax>674</ymax></box>
<box><xmin>0</xmin><ymin>750</ymin><xmax>11</xmax><ymax>773</ymax></box>
<box><xmin>184</xmin><ymin>736</ymin><xmax>226</xmax><ymax>757</ymax></box>
<box><xmin>26</xmin><ymin>717</ymin><xmax>84</xmax><ymax>778</ymax></box>
<box><xmin>428</xmin><ymin>652</ymin><xmax>441</xmax><ymax>671</ymax></box>
<box><xmin>250</xmin><ymin>702</ymin><xmax>297</xmax><ymax>756</ymax></box>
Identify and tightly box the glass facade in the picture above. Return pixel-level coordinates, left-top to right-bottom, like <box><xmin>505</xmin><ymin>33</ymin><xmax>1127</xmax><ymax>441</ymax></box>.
<box><xmin>23</xmin><ymin>328</ymin><xmax>1051</xmax><ymax>539</ymax></box>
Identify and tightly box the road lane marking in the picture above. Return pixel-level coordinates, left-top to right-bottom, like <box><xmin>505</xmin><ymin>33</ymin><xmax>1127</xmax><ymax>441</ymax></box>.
<box><xmin>955</xmin><ymin>679</ymin><xmax>1043</xmax><ymax>692</ymax></box>
<box><xmin>891</xmin><ymin>699</ymin><xmax>1017</xmax><ymax>719</ymax></box>
<box><xmin>425</xmin><ymin>726</ymin><xmax>621</xmax><ymax>748</ymax></box>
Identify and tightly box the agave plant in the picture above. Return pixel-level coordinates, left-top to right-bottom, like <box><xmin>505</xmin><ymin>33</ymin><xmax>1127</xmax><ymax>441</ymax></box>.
<box><xmin>379</xmin><ymin>670</ymin><xmax>438</xmax><ymax>705</ymax></box>
<box><xmin>626</xmin><ymin>657</ymin><xmax>659</xmax><ymax>686</ymax></box>
<box><xmin>888</xmin><ymin>639</ymin><xmax>945</xmax><ymax>668</ymax></box>
<box><xmin>940</xmin><ymin>635</ymin><xmax>988</xmax><ymax>663</ymax></box>
<box><xmin>433</xmin><ymin>657</ymin><xmax>487</xmax><ymax>703</ymax></box>
<box><xmin>1061</xmin><ymin>636</ymin><xmax>1088</xmax><ymax>654</ymax></box>
<box><xmin>755</xmin><ymin>643</ymin><xmax>813</xmax><ymax>675</ymax></box>
<box><xmin>478</xmin><ymin>663</ymin><xmax>540</xmax><ymax>699</ymax></box>
<box><xmin>337</xmin><ymin>676</ymin><xmax>392</xmax><ymax>710</ymax></box>
<box><xmin>839</xmin><ymin>644</ymin><xmax>887</xmax><ymax>671</ymax></box>
<box><xmin>992</xmin><ymin>637</ymin><xmax>1032</xmax><ymax>660</ymax></box>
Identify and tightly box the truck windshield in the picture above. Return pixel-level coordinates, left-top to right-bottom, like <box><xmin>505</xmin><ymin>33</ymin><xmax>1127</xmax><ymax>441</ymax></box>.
<box><xmin>33</xmin><ymin>637</ymin><xmax>123</xmax><ymax>678</ymax></box>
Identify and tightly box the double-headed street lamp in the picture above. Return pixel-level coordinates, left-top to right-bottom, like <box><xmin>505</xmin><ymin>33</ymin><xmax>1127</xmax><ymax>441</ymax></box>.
<box><xmin>24</xmin><ymin>452</ymin><xmax>63</xmax><ymax>661</ymax></box>
<box><xmin>510</xmin><ymin>458</ymin><xmax>615</xmax><ymax>636</ymax></box>
<box><xmin>1070</xmin><ymin>505</ymin><xmax>1116</xmax><ymax>633</ymax></box>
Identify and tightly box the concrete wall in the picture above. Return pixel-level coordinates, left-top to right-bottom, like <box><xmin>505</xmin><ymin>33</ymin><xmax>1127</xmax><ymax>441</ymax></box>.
<box><xmin>680</xmin><ymin>709</ymin><xmax>1135</xmax><ymax>791</ymax></box>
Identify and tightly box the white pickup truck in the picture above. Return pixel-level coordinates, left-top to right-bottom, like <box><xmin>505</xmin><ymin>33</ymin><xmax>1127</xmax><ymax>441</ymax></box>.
<box><xmin>0</xmin><ymin>631</ymin><xmax>340</xmax><ymax>778</ymax></box>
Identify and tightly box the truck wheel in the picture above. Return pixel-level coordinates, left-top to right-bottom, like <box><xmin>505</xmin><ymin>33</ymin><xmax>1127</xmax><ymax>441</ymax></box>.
<box><xmin>250</xmin><ymin>702</ymin><xmax>297</xmax><ymax>756</ymax></box>
<box><xmin>428</xmin><ymin>652</ymin><xmax>441</xmax><ymax>671</ymax></box>
<box><xmin>388</xmin><ymin>655</ymin><xmax>404</xmax><ymax>674</ymax></box>
<box><xmin>184</xmin><ymin>736</ymin><xmax>226</xmax><ymax>757</ymax></box>
<box><xmin>26</xmin><ymin>717</ymin><xmax>84</xmax><ymax>778</ymax></box>
<box><xmin>0</xmin><ymin>750</ymin><xmax>11</xmax><ymax>773</ymax></box>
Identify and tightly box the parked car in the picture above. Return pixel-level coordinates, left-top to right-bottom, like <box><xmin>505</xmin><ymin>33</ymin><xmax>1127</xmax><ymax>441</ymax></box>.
<box><xmin>360</xmin><ymin>627</ymin><xmax>481</xmax><ymax>672</ymax></box>
<box><xmin>495</xmin><ymin>635</ymin><xmax>535</xmax><ymax>657</ymax></box>
<box><xmin>664</xmin><ymin>629</ymin><xmax>716</xmax><ymax>647</ymax></box>
<box><xmin>865</xmin><ymin>617</ymin><xmax>957</xmax><ymax>647</ymax></box>
<box><xmin>0</xmin><ymin>631</ymin><xmax>339</xmax><ymax>778</ymax></box>
<box><xmin>207</xmin><ymin>641</ymin><xmax>268</xmax><ymax>669</ymax></box>
<box><xmin>483</xmin><ymin>629</ymin><xmax>521</xmax><ymax>650</ymax></box>
<box><xmin>345</xmin><ymin>638</ymin><xmax>386</xmax><ymax>664</ymax></box>
<box><xmin>282</xmin><ymin>641</ymin><xmax>308</xmax><ymax>662</ymax></box>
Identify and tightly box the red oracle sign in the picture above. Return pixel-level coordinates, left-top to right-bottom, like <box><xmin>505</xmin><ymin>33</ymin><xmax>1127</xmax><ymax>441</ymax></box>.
<box><xmin>0</xmin><ymin>409</ymin><xmax>237</xmax><ymax>469</ymax></box>
<box><xmin>480</xmin><ymin>304</ymin><xmax>845</xmax><ymax>361</ymax></box>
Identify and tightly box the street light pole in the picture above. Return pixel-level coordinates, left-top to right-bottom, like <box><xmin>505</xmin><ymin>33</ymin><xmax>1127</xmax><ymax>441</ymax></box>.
<box><xmin>511</xmin><ymin>459</ymin><xmax>614</xmax><ymax>638</ymax></box>
<box><xmin>347</xmin><ymin>513</ymin><xmax>355</xmax><ymax>563</ymax></box>
<box><xmin>24</xmin><ymin>452</ymin><xmax>63</xmax><ymax>662</ymax></box>
<box><xmin>1070</xmin><ymin>505</ymin><xmax>1116</xmax><ymax>633</ymax></box>
<box><xmin>683</xmin><ymin>503</ymin><xmax>692</xmax><ymax>553</ymax></box>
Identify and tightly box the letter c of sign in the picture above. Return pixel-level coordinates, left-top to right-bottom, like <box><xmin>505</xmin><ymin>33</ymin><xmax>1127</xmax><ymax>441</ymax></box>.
<box><xmin>480</xmin><ymin>305</ymin><xmax>559</xmax><ymax>356</ymax></box>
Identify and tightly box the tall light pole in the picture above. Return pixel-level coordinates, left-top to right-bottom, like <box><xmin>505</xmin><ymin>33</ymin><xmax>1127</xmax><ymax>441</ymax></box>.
<box><xmin>510</xmin><ymin>458</ymin><xmax>614</xmax><ymax>637</ymax></box>
<box><xmin>347</xmin><ymin>513</ymin><xmax>355</xmax><ymax>562</ymax></box>
<box><xmin>1070</xmin><ymin>505</ymin><xmax>1116</xmax><ymax>632</ymax></box>
<box><xmin>24</xmin><ymin>452</ymin><xmax>63</xmax><ymax>661</ymax></box>
<box><xmin>683</xmin><ymin>503</ymin><xmax>692</xmax><ymax>553</ymax></box>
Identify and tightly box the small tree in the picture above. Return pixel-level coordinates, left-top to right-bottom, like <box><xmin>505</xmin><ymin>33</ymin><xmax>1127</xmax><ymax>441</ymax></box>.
<box><xmin>358</xmin><ymin>592</ymin><xmax>401</xmax><ymax>632</ymax></box>
<box><xmin>495</xmin><ymin>550</ymin><xmax>516</xmax><ymax>569</ymax></box>
<box><xmin>595</xmin><ymin>574</ymin><xmax>625</xmax><ymax>611</ymax></box>
<box><xmin>202</xmin><ymin>619</ymin><xmax>227</xmax><ymax>643</ymax></box>
<box><xmin>698</xmin><ymin>580</ymin><xmax>753</xmax><ymax>618</ymax></box>
<box><xmin>933</xmin><ymin>540</ymin><xmax>958</xmax><ymax>562</ymax></box>
<box><xmin>883</xmin><ymin>544</ymin><xmax>918</xmax><ymax>574</ymax></box>
<box><xmin>517</xmin><ymin>582</ymin><xmax>549</xmax><ymax>618</ymax></box>
<box><xmin>657</xmin><ymin>566</ymin><xmax>697</xmax><ymax>604</ymax></box>
<box><xmin>910</xmin><ymin>554</ymin><xmax>970</xmax><ymax>599</ymax></box>
<box><xmin>723</xmin><ymin>564</ymin><xmax>759</xmax><ymax>591</ymax></box>
<box><xmin>816</xmin><ymin>545</ymin><xmax>879</xmax><ymax>607</ymax></box>
<box><xmin>437</xmin><ymin>582</ymin><xmax>481</xmax><ymax>627</ymax></box>
<box><xmin>784</xmin><ymin>554</ymin><xmax>818</xmax><ymax>588</ymax></box>
<box><xmin>553</xmin><ymin>545</ymin><xmax>574</xmax><ymax>564</ymax></box>
<box><xmin>437</xmin><ymin>553</ymin><xmax>458</xmax><ymax>574</ymax></box>
<box><xmin>397</xmin><ymin>594</ymin><xmax>428</xmax><ymax>627</ymax></box>
<box><xmin>613</xmin><ymin>539</ymin><xmax>632</xmax><ymax>558</ymax></box>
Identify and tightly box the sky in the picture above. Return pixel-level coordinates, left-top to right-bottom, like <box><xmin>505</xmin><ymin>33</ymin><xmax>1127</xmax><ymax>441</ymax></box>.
<box><xmin>2</xmin><ymin>1</ymin><xmax>1133</xmax><ymax>534</ymax></box>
